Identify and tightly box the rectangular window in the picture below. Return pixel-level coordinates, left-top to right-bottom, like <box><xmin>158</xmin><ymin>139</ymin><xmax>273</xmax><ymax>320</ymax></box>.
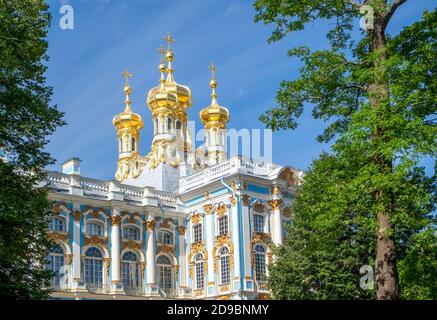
<box><xmin>217</xmin><ymin>216</ymin><xmax>228</xmax><ymax>236</ymax></box>
<box><xmin>253</xmin><ymin>214</ymin><xmax>265</xmax><ymax>233</ymax></box>
<box><xmin>193</xmin><ymin>224</ymin><xmax>202</xmax><ymax>243</ymax></box>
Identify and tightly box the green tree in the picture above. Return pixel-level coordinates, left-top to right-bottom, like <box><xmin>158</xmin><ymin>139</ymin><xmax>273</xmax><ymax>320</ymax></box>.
<box><xmin>0</xmin><ymin>0</ymin><xmax>65</xmax><ymax>299</ymax></box>
<box><xmin>254</xmin><ymin>0</ymin><xmax>436</xmax><ymax>299</ymax></box>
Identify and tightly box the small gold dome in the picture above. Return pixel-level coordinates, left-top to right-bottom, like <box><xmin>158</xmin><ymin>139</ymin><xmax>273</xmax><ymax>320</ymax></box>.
<box><xmin>200</xmin><ymin>64</ymin><xmax>229</xmax><ymax>129</ymax></box>
<box><xmin>113</xmin><ymin>70</ymin><xmax>144</xmax><ymax>131</ymax></box>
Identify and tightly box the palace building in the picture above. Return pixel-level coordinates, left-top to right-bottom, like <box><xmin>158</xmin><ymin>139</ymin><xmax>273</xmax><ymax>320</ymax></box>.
<box><xmin>44</xmin><ymin>34</ymin><xmax>303</xmax><ymax>300</ymax></box>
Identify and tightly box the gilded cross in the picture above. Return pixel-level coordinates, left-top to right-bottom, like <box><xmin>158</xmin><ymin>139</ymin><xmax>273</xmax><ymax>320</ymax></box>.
<box><xmin>157</xmin><ymin>45</ymin><xmax>165</xmax><ymax>63</ymax></box>
<box><xmin>122</xmin><ymin>69</ymin><xmax>132</xmax><ymax>86</ymax></box>
<box><xmin>163</xmin><ymin>32</ymin><xmax>175</xmax><ymax>50</ymax></box>
<box><xmin>209</xmin><ymin>62</ymin><xmax>218</xmax><ymax>80</ymax></box>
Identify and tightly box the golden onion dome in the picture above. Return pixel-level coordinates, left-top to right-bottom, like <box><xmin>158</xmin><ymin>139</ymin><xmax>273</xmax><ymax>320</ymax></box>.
<box><xmin>147</xmin><ymin>35</ymin><xmax>192</xmax><ymax>114</ymax></box>
<box><xmin>199</xmin><ymin>64</ymin><xmax>230</xmax><ymax>129</ymax></box>
<box><xmin>113</xmin><ymin>71</ymin><xmax>144</xmax><ymax>131</ymax></box>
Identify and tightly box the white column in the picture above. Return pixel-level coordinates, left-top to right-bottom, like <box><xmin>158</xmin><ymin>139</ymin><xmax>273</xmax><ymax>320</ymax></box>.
<box><xmin>71</xmin><ymin>204</ymin><xmax>81</xmax><ymax>281</ymax></box>
<box><xmin>177</xmin><ymin>224</ymin><xmax>187</xmax><ymax>288</ymax></box>
<box><xmin>110</xmin><ymin>210</ymin><xmax>122</xmax><ymax>284</ymax></box>
<box><xmin>230</xmin><ymin>196</ymin><xmax>241</xmax><ymax>281</ymax></box>
<box><xmin>146</xmin><ymin>217</ymin><xmax>156</xmax><ymax>286</ymax></box>
<box><xmin>205</xmin><ymin>209</ymin><xmax>214</xmax><ymax>287</ymax></box>
<box><xmin>269</xmin><ymin>199</ymin><xmax>283</xmax><ymax>245</ymax></box>
<box><xmin>241</xmin><ymin>194</ymin><xmax>252</xmax><ymax>279</ymax></box>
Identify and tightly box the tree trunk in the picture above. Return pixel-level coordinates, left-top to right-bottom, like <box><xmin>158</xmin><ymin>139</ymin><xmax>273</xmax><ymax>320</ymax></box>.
<box><xmin>367</xmin><ymin>0</ymin><xmax>399</xmax><ymax>300</ymax></box>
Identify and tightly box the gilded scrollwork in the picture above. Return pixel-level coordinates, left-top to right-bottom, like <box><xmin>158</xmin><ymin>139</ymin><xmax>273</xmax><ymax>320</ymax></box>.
<box><xmin>229</xmin><ymin>196</ymin><xmax>236</xmax><ymax>207</ymax></box>
<box><xmin>146</xmin><ymin>220</ymin><xmax>156</xmax><ymax>231</ymax></box>
<box><xmin>203</xmin><ymin>203</ymin><xmax>212</xmax><ymax>215</ymax></box>
<box><xmin>157</xmin><ymin>244</ymin><xmax>175</xmax><ymax>255</ymax></box>
<box><xmin>253</xmin><ymin>202</ymin><xmax>265</xmax><ymax>213</ymax></box>
<box><xmin>177</xmin><ymin>225</ymin><xmax>186</xmax><ymax>235</ymax></box>
<box><xmin>47</xmin><ymin>231</ymin><xmax>69</xmax><ymax>242</ymax></box>
<box><xmin>241</xmin><ymin>194</ymin><xmax>250</xmax><ymax>206</ymax></box>
<box><xmin>215</xmin><ymin>203</ymin><xmax>228</xmax><ymax>216</ymax></box>
<box><xmin>84</xmin><ymin>235</ymin><xmax>108</xmax><ymax>246</ymax></box>
<box><xmin>122</xmin><ymin>240</ymin><xmax>142</xmax><ymax>251</ymax></box>
<box><xmin>268</xmin><ymin>199</ymin><xmax>282</xmax><ymax>210</ymax></box>
<box><xmin>72</xmin><ymin>210</ymin><xmax>82</xmax><ymax>221</ymax></box>
<box><xmin>110</xmin><ymin>215</ymin><xmax>122</xmax><ymax>225</ymax></box>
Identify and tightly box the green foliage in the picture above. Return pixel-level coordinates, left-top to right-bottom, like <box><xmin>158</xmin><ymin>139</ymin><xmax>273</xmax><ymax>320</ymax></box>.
<box><xmin>0</xmin><ymin>0</ymin><xmax>65</xmax><ymax>299</ymax></box>
<box><xmin>255</xmin><ymin>0</ymin><xmax>436</xmax><ymax>299</ymax></box>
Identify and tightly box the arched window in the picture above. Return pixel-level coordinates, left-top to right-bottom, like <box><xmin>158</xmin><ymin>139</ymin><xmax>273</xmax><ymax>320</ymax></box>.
<box><xmin>84</xmin><ymin>247</ymin><xmax>103</xmax><ymax>288</ymax></box>
<box><xmin>131</xmin><ymin>137</ymin><xmax>136</xmax><ymax>151</ymax></box>
<box><xmin>217</xmin><ymin>216</ymin><xmax>228</xmax><ymax>236</ymax></box>
<box><xmin>157</xmin><ymin>255</ymin><xmax>173</xmax><ymax>292</ymax></box>
<box><xmin>158</xmin><ymin>230</ymin><xmax>174</xmax><ymax>245</ymax></box>
<box><xmin>46</xmin><ymin>245</ymin><xmax>64</xmax><ymax>287</ymax></box>
<box><xmin>86</xmin><ymin>221</ymin><xmax>103</xmax><ymax>237</ymax></box>
<box><xmin>122</xmin><ymin>251</ymin><xmax>141</xmax><ymax>290</ymax></box>
<box><xmin>194</xmin><ymin>254</ymin><xmax>204</xmax><ymax>289</ymax></box>
<box><xmin>192</xmin><ymin>224</ymin><xmax>202</xmax><ymax>243</ymax></box>
<box><xmin>219</xmin><ymin>247</ymin><xmax>230</xmax><ymax>285</ymax></box>
<box><xmin>49</xmin><ymin>216</ymin><xmax>66</xmax><ymax>232</ymax></box>
<box><xmin>254</xmin><ymin>245</ymin><xmax>266</xmax><ymax>282</ymax></box>
<box><xmin>253</xmin><ymin>214</ymin><xmax>265</xmax><ymax>233</ymax></box>
<box><xmin>175</xmin><ymin>120</ymin><xmax>181</xmax><ymax>131</ymax></box>
<box><xmin>167</xmin><ymin>117</ymin><xmax>172</xmax><ymax>132</ymax></box>
<box><xmin>123</xmin><ymin>225</ymin><xmax>140</xmax><ymax>241</ymax></box>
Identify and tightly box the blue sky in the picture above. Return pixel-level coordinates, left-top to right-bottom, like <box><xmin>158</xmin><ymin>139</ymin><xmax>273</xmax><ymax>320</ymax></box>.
<box><xmin>45</xmin><ymin>0</ymin><xmax>435</xmax><ymax>180</ymax></box>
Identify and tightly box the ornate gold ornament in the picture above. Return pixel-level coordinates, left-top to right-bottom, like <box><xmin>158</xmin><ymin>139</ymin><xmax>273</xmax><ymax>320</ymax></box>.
<box><xmin>160</xmin><ymin>218</ymin><xmax>173</xmax><ymax>229</ymax></box>
<box><xmin>278</xmin><ymin>168</ymin><xmax>297</xmax><ymax>187</ymax></box>
<box><xmin>47</xmin><ymin>231</ymin><xmax>69</xmax><ymax>242</ymax></box>
<box><xmin>65</xmin><ymin>254</ymin><xmax>72</xmax><ymax>266</ymax></box>
<box><xmin>140</xmin><ymin>261</ymin><xmax>146</xmax><ymax>279</ymax></box>
<box><xmin>84</xmin><ymin>236</ymin><xmax>108</xmax><ymax>246</ymax></box>
<box><xmin>110</xmin><ymin>215</ymin><xmax>122</xmax><ymax>225</ymax></box>
<box><xmin>177</xmin><ymin>225</ymin><xmax>186</xmax><ymax>235</ymax></box>
<box><xmin>72</xmin><ymin>210</ymin><xmax>82</xmax><ymax>221</ymax></box>
<box><xmin>204</xmin><ymin>191</ymin><xmax>211</xmax><ymax>200</ymax></box>
<box><xmin>203</xmin><ymin>203</ymin><xmax>212</xmax><ymax>215</ymax></box>
<box><xmin>105</xmin><ymin>257</ymin><xmax>111</xmax><ymax>276</ymax></box>
<box><xmin>122</xmin><ymin>240</ymin><xmax>142</xmax><ymax>251</ymax></box>
<box><xmin>191</xmin><ymin>212</ymin><xmax>202</xmax><ymax>224</ymax></box>
<box><xmin>268</xmin><ymin>199</ymin><xmax>282</xmax><ymax>210</ymax></box>
<box><xmin>188</xmin><ymin>241</ymin><xmax>208</xmax><ymax>280</ymax></box>
<box><xmin>215</xmin><ymin>203</ymin><xmax>228</xmax><ymax>216</ymax></box>
<box><xmin>213</xmin><ymin>235</ymin><xmax>234</xmax><ymax>274</ymax></box>
<box><xmin>272</xmin><ymin>185</ymin><xmax>281</xmax><ymax>196</ymax></box>
<box><xmin>173</xmin><ymin>264</ymin><xmax>179</xmax><ymax>283</ymax></box>
<box><xmin>146</xmin><ymin>220</ymin><xmax>156</xmax><ymax>231</ymax></box>
<box><xmin>229</xmin><ymin>196</ymin><xmax>236</xmax><ymax>207</ymax></box>
<box><xmin>241</xmin><ymin>194</ymin><xmax>250</xmax><ymax>206</ymax></box>
<box><xmin>157</xmin><ymin>244</ymin><xmax>175</xmax><ymax>255</ymax></box>
<box><xmin>253</xmin><ymin>202</ymin><xmax>265</xmax><ymax>213</ymax></box>
<box><xmin>283</xmin><ymin>206</ymin><xmax>293</xmax><ymax>218</ymax></box>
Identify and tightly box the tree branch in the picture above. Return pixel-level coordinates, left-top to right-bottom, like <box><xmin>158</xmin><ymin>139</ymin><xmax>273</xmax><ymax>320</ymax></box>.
<box><xmin>384</xmin><ymin>0</ymin><xmax>408</xmax><ymax>28</ymax></box>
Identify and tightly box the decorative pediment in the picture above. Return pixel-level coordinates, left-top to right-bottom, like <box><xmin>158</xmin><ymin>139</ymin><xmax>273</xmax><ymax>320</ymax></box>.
<box><xmin>47</xmin><ymin>231</ymin><xmax>69</xmax><ymax>242</ymax></box>
<box><xmin>122</xmin><ymin>240</ymin><xmax>142</xmax><ymax>251</ymax></box>
<box><xmin>84</xmin><ymin>235</ymin><xmax>108</xmax><ymax>246</ymax></box>
<box><xmin>253</xmin><ymin>202</ymin><xmax>265</xmax><ymax>213</ymax></box>
<box><xmin>157</xmin><ymin>244</ymin><xmax>175</xmax><ymax>255</ymax></box>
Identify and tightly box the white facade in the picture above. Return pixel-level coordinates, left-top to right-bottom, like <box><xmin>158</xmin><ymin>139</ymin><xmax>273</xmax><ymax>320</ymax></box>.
<box><xmin>45</xmin><ymin>156</ymin><xmax>301</xmax><ymax>300</ymax></box>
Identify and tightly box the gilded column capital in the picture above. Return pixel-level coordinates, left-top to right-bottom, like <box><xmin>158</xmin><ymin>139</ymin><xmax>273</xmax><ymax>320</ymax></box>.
<box><xmin>229</xmin><ymin>196</ymin><xmax>236</xmax><ymax>207</ymax></box>
<box><xmin>203</xmin><ymin>203</ymin><xmax>213</xmax><ymax>215</ymax></box>
<box><xmin>146</xmin><ymin>220</ymin><xmax>156</xmax><ymax>231</ymax></box>
<box><xmin>268</xmin><ymin>199</ymin><xmax>282</xmax><ymax>210</ymax></box>
<box><xmin>241</xmin><ymin>194</ymin><xmax>250</xmax><ymax>206</ymax></box>
<box><xmin>72</xmin><ymin>210</ymin><xmax>82</xmax><ymax>221</ymax></box>
<box><xmin>110</xmin><ymin>215</ymin><xmax>122</xmax><ymax>225</ymax></box>
<box><xmin>177</xmin><ymin>225</ymin><xmax>186</xmax><ymax>235</ymax></box>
